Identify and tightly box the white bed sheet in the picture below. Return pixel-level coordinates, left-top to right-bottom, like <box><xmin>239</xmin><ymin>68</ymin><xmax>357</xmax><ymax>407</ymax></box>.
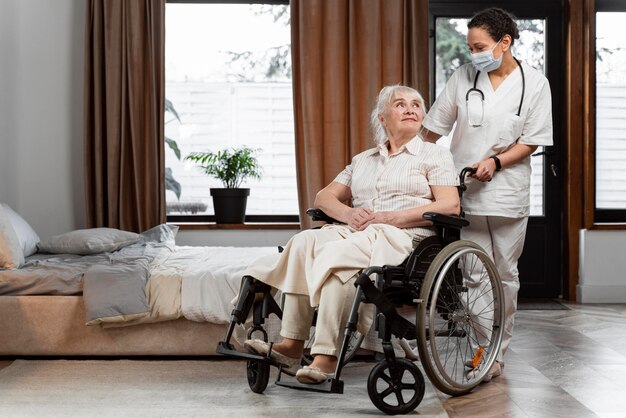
<box><xmin>154</xmin><ymin>246</ymin><xmax>279</xmax><ymax>324</ymax></box>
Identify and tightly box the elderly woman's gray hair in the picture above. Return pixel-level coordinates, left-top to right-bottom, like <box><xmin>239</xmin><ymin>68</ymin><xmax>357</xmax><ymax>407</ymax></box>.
<box><xmin>370</xmin><ymin>85</ymin><xmax>427</xmax><ymax>145</ymax></box>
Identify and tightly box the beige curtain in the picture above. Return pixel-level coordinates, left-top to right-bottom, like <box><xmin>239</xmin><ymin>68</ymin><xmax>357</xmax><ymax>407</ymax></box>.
<box><xmin>84</xmin><ymin>0</ymin><xmax>166</xmax><ymax>232</ymax></box>
<box><xmin>291</xmin><ymin>0</ymin><xmax>429</xmax><ymax>228</ymax></box>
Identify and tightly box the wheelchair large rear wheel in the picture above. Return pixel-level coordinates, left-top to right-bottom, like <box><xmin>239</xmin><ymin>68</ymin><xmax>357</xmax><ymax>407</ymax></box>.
<box><xmin>417</xmin><ymin>240</ymin><xmax>504</xmax><ymax>396</ymax></box>
<box><xmin>367</xmin><ymin>358</ymin><xmax>425</xmax><ymax>415</ymax></box>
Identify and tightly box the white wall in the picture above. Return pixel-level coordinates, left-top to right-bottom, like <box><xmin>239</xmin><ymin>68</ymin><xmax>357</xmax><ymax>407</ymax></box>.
<box><xmin>0</xmin><ymin>0</ymin><xmax>20</xmax><ymax>206</ymax></box>
<box><xmin>578</xmin><ymin>229</ymin><xmax>626</xmax><ymax>303</ymax></box>
<box><xmin>0</xmin><ymin>0</ymin><xmax>86</xmax><ymax>239</ymax></box>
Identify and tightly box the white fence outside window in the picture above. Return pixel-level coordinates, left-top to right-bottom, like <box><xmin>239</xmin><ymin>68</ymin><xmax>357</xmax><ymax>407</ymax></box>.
<box><xmin>165</xmin><ymin>82</ymin><xmax>298</xmax><ymax>215</ymax></box>
<box><xmin>596</xmin><ymin>84</ymin><xmax>626</xmax><ymax>209</ymax></box>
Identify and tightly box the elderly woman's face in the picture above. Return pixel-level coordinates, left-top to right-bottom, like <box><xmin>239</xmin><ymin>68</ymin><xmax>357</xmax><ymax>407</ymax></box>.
<box><xmin>380</xmin><ymin>92</ymin><xmax>424</xmax><ymax>140</ymax></box>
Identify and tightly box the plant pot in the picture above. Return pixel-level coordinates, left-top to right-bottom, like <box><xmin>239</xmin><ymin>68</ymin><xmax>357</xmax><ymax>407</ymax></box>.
<box><xmin>210</xmin><ymin>188</ymin><xmax>250</xmax><ymax>224</ymax></box>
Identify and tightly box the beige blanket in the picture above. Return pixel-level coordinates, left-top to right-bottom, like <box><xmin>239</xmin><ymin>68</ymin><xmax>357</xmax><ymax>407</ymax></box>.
<box><xmin>244</xmin><ymin>224</ymin><xmax>414</xmax><ymax>306</ymax></box>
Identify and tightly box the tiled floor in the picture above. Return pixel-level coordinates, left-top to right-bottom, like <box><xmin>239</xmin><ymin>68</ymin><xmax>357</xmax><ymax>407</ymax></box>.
<box><xmin>1</xmin><ymin>303</ymin><xmax>625</xmax><ymax>417</ymax></box>
<box><xmin>439</xmin><ymin>302</ymin><xmax>626</xmax><ymax>417</ymax></box>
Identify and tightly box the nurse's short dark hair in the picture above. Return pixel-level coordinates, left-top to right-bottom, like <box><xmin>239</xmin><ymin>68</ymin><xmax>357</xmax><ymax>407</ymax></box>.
<box><xmin>468</xmin><ymin>7</ymin><xmax>520</xmax><ymax>46</ymax></box>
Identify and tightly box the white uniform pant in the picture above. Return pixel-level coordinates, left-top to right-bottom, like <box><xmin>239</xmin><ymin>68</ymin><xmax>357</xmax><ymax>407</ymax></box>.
<box><xmin>462</xmin><ymin>214</ymin><xmax>528</xmax><ymax>363</ymax></box>
<box><xmin>280</xmin><ymin>275</ymin><xmax>375</xmax><ymax>357</ymax></box>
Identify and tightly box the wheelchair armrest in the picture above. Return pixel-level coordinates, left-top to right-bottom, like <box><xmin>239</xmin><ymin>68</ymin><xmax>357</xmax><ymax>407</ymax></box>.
<box><xmin>306</xmin><ymin>208</ymin><xmax>339</xmax><ymax>224</ymax></box>
<box><xmin>423</xmin><ymin>212</ymin><xmax>469</xmax><ymax>229</ymax></box>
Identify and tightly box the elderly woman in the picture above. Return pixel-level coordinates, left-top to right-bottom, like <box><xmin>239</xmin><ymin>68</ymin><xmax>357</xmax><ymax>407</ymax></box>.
<box><xmin>244</xmin><ymin>85</ymin><xmax>460</xmax><ymax>384</ymax></box>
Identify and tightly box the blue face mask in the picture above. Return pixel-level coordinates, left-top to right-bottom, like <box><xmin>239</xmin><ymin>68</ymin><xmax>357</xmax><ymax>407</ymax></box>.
<box><xmin>471</xmin><ymin>39</ymin><xmax>503</xmax><ymax>73</ymax></box>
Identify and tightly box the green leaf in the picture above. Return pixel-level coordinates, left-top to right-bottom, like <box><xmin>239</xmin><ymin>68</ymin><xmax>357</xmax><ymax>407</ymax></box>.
<box><xmin>184</xmin><ymin>146</ymin><xmax>263</xmax><ymax>188</ymax></box>
<box><xmin>165</xmin><ymin>167</ymin><xmax>181</xmax><ymax>200</ymax></box>
<box><xmin>165</xmin><ymin>98</ymin><xmax>183</xmax><ymax>196</ymax></box>
<box><xmin>165</xmin><ymin>99</ymin><xmax>181</xmax><ymax>122</ymax></box>
<box><xmin>165</xmin><ymin>136</ymin><xmax>181</xmax><ymax>160</ymax></box>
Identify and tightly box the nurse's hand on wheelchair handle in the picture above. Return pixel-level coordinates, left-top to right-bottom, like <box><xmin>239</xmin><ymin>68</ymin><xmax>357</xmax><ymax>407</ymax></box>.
<box><xmin>471</xmin><ymin>159</ymin><xmax>497</xmax><ymax>182</ymax></box>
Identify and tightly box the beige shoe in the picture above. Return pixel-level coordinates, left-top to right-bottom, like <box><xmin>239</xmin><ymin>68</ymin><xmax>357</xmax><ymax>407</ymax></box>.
<box><xmin>295</xmin><ymin>365</ymin><xmax>335</xmax><ymax>384</ymax></box>
<box><xmin>243</xmin><ymin>339</ymin><xmax>301</xmax><ymax>376</ymax></box>
<box><xmin>399</xmin><ymin>338</ymin><xmax>419</xmax><ymax>361</ymax></box>
<box><xmin>481</xmin><ymin>361</ymin><xmax>502</xmax><ymax>382</ymax></box>
<box><xmin>466</xmin><ymin>361</ymin><xmax>503</xmax><ymax>383</ymax></box>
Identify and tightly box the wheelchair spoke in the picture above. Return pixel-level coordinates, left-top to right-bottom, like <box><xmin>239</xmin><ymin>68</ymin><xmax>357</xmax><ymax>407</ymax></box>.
<box><xmin>380</xmin><ymin>371</ymin><xmax>393</xmax><ymax>386</ymax></box>
<box><xmin>395</xmin><ymin>390</ymin><xmax>405</xmax><ymax>406</ymax></box>
<box><xmin>379</xmin><ymin>386</ymin><xmax>394</xmax><ymax>399</ymax></box>
<box><xmin>418</xmin><ymin>241</ymin><xmax>505</xmax><ymax>395</ymax></box>
<box><xmin>431</xmin><ymin>304</ymin><xmax>467</xmax><ymax>383</ymax></box>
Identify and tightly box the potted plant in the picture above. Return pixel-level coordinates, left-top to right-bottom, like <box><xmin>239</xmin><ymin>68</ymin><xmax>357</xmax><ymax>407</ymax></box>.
<box><xmin>185</xmin><ymin>146</ymin><xmax>262</xmax><ymax>223</ymax></box>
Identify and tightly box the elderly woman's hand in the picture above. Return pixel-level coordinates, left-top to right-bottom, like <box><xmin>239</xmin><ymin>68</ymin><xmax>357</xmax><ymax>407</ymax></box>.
<box><xmin>358</xmin><ymin>211</ymin><xmax>394</xmax><ymax>230</ymax></box>
<box><xmin>346</xmin><ymin>207</ymin><xmax>373</xmax><ymax>230</ymax></box>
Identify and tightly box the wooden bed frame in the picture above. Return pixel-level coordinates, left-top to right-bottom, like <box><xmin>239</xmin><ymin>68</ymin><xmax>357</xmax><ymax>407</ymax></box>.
<box><xmin>0</xmin><ymin>295</ymin><xmax>232</xmax><ymax>356</ymax></box>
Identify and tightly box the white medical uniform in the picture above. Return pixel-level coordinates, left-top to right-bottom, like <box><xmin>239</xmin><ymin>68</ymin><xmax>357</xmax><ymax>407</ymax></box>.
<box><xmin>422</xmin><ymin>61</ymin><xmax>553</xmax><ymax>362</ymax></box>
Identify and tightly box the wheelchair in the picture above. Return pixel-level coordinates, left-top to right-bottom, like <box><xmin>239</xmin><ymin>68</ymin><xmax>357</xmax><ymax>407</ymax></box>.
<box><xmin>217</xmin><ymin>167</ymin><xmax>505</xmax><ymax>415</ymax></box>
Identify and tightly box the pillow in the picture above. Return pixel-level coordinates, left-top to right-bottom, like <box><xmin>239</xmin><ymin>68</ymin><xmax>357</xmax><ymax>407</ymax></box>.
<box><xmin>1</xmin><ymin>203</ymin><xmax>40</xmax><ymax>257</ymax></box>
<box><xmin>140</xmin><ymin>223</ymin><xmax>179</xmax><ymax>244</ymax></box>
<box><xmin>0</xmin><ymin>205</ymin><xmax>25</xmax><ymax>269</ymax></box>
<box><xmin>37</xmin><ymin>227</ymin><xmax>141</xmax><ymax>255</ymax></box>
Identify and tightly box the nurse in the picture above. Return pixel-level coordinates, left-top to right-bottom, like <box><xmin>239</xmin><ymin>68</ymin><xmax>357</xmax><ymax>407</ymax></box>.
<box><xmin>420</xmin><ymin>7</ymin><xmax>553</xmax><ymax>382</ymax></box>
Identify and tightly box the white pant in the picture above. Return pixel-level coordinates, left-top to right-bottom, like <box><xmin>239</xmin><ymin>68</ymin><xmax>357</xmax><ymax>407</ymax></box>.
<box><xmin>462</xmin><ymin>215</ymin><xmax>528</xmax><ymax>363</ymax></box>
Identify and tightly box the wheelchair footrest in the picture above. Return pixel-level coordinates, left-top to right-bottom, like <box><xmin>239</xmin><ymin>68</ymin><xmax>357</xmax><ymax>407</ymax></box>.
<box><xmin>216</xmin><ymin>341</ymin><xmax>283</xmax><ymax>366</ymax></box>
<box><xmin>275</xmin><ymin>374</ymin><xmax>344</xmax><ymax>394</ymax></box>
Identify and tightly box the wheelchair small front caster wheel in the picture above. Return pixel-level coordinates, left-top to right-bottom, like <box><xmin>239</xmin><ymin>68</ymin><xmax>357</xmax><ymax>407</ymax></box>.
<box><xmin>247</xmin><ymin>359</ymin><xmax>270</xmax><ymax>393</ymax></box>
<box><xmin>367</xmin><ymin>358</ymin><xmax>425</xmax><ymax>415</ymax></box>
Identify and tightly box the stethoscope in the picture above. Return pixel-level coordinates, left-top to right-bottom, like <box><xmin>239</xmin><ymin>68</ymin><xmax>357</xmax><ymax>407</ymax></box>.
<box><xmin>465</xmin><ymin>57</ymin><xmax>525</xmax><ymax>127</ymax></box>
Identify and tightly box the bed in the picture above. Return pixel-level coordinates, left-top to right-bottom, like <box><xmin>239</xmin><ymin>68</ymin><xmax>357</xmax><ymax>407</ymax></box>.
<box><xmin>0</xmin><ymin>203</ymin><xmax>279</xmax><ymax>356</ymax></box>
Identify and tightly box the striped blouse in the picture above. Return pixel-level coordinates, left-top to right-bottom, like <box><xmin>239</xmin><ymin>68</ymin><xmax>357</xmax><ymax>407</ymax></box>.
<box><xmin>333</xmin><ymin>136</ymin><xmax>459</xmax><ymax>237</ymax></box>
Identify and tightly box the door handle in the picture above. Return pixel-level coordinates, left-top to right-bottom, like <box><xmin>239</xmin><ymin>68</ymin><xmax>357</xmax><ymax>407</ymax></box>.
<box><xmin>550</xmin><ymin>164</ymin><xmax>558</xmax><ymax>177</ymax></box>
<box><xmin>532</xmin><ymin>149</ymin><xmax>554</xmax><ymax>157</ymax></box>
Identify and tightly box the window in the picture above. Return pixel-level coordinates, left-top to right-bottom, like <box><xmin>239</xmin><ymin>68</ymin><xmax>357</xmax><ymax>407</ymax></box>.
<box><xmin>165</xmin><ymin>1</ymin><xmax>297</xmax><ymax>222</ymax></box>
<box><xmin>595</xmin><ymin>1</ymin><xmax>626</xmax><ymax>222</ymax></box>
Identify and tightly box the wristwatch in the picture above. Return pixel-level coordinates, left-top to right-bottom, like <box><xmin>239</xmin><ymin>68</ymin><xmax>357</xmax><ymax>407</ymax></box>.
<box><xmin>490</xmin><ymin>155</ymin><xmax>502</xmax><ymax>171</ymax></box>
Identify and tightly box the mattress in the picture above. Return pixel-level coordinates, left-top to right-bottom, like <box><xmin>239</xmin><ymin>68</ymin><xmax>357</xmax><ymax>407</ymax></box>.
<box><xmin>0</xmin><ymin>242</ymin><xmax>278</xmax><ymax>327</ymax></box>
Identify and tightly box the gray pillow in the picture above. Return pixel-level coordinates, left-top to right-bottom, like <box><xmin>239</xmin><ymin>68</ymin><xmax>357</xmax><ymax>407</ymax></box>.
<box><xmin>0</xmin><ymin>205</ymin><xmax>24</xmax><ymax>269</ymax></box>
<box><xmin>140</xmin><ymin>223</ymin><xmax>179</xmax><ymax>244</ymax></box>
<box><xmin>1</xmin><ymin>203</ymin><xmax>40</xmax><ymax>257</ymax></box>
<box><xmin>37</xmin><ymin>228</ymin><xmax>141</xmax><ymax>255</ymax></box>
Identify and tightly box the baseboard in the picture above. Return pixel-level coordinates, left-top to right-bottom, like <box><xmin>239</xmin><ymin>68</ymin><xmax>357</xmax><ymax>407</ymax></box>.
<box><xmin>576</xmin><ymin>284</ymin><xmax>626</xmax><ymax>303</ymax></box>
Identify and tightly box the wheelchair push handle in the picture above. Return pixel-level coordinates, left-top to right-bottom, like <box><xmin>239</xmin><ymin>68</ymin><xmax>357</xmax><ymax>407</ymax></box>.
<box><xmin>459</xmin><ymin>167</ymin><xmax>477</xmax><ymax>197</ymax></box>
